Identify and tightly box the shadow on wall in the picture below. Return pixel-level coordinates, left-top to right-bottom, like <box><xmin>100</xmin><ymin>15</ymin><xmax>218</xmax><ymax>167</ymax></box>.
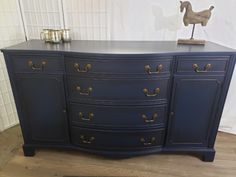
<box><xmin>152</xmin><ymin>5</ymin><xmax>182</xmax><ymax>32</ymax></box>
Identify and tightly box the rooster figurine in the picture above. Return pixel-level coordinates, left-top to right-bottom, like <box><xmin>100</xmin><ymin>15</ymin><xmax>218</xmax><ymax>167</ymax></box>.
<box><xmin>178</xmin><ymin>1</ymin><xmax>214</xmax><ymax>45</ymax></box>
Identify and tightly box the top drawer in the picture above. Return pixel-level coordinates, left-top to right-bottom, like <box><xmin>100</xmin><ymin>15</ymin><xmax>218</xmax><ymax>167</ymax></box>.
<box><xmin>11</xmin><ymin>55</ymin><xmax>64</xmax><ymax>73</ymax></box>
<box><xmin>65</xmin><ymin>56</ymin><xmax>172</xmax><ymax>76</ymax></box>
<box><xmin>176</xmin><ymin>56</ymin><xmax>229</xmax><ymax>74</ymax></box>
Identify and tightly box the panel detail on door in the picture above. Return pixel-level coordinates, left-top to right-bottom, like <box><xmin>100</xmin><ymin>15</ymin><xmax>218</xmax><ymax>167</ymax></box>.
<box><xmin>166</xmin><ymin>76</ymin><xmax>223</xmax><ymax>147</ymax></box>
<box><xmin>15</xmin><ymin>74</ymin><xmax>69</xmax><ymax>144</ymax></box>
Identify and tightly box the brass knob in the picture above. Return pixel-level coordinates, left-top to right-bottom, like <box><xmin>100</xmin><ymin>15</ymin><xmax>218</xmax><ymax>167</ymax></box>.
<box><xmin>62</xmin><ymin>109</ymin><xmax>67</xmax><ymax>113</ymax></box>
<box><xmin>169</xmin><ymin>112</ymin><xmax>174</xmax><ymax>119</ymax></box>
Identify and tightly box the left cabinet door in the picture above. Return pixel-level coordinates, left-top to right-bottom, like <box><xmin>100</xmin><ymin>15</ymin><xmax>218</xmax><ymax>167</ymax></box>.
<box><xmin>15</xmin><ymin>74</ymin><xmax>69</xmax><ymax>144</ymax></box>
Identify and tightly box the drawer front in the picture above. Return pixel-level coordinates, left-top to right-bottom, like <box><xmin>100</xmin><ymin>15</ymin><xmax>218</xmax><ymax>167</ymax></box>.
<box><xmin>65</xmin><ymin>56</ymin><xmax>172</xmax><ymax>75</ymax></box>
<box><xmin>67</xmin><ymin>77</ymin><xmax>170</xmax><ymax>104</ymax></box>
<box><xmin>71</xmin><ymin>127</ymin><xmax>165</xmax><ymax>150</ymax></box>
<box><xmin>176</xmin><ymin>56</ymin><xmax>229</xmax><ymax>74</ymax></box>
<box><xmin>11</xmin><ymin>55</ymin><xmax>64</xmax><ymax>73</ymax></box>
<box><xmin>70</xmin><ymin>104</ymin><xmax>167</xmax><ymax>128</ymax></box>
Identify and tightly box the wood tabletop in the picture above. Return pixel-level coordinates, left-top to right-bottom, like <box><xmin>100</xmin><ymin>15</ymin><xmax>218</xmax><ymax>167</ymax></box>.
<box><xmin>2</xmin><ymin>40</ymin><xmax>235</xmax><ymax>55</ymax></box>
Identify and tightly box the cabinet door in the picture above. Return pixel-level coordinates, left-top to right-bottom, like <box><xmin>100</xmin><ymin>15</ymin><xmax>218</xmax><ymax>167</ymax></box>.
<box><xmin>15</xmin><ymin>74</ymin><xmax>69</xmax><ymax>144</ymax></box>
<box><xmin>166</xmin><ymin>76</ymin><xmax>223</xmax><ymax>147</ymax></box>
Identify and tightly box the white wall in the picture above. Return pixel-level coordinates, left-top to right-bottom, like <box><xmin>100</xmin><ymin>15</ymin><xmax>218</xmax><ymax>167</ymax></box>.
<box><xmin>0</xmin><ymin>0</ymin><xmax>235</xmax><ymax>134</ymax></box>
<box><xmin>0</xmin><ymin>0</ymin><xmax>25</xmax><ymax>131</ymax></box>
<box><xmin>21</xmin><ymin>0</ymin><xmax>110</xmax><ymax>40</ymax></box>
<box><xmin>108</xmin><ymin>0</ymin><xmax>236</xmax><ymax>134</ymax></box>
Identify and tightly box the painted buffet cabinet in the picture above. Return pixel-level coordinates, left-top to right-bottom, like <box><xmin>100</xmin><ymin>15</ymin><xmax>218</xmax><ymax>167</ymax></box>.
<box><xmin>2</xmin><ymin>40</ymin><xmax>236</xmax><ymax>162</ymax></box>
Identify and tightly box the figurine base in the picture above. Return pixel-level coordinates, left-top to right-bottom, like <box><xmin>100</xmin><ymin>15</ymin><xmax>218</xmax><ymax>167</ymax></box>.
<box><xmin>177</xmin><ymin>39</ymin><xmax>205</xmax><ymax>45</ymax></box>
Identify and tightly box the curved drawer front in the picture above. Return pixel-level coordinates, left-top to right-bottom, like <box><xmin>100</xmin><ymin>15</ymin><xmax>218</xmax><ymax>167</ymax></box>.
<box><xmin>176</xmin><ymin>56</ymin><xmax>229</xmax><ymax>74</ymax></box>
<box><xmin>65</xmin><ymin>56</ymin><xmax>172</xmax><ymax>75</ymax></box>
<box><xmin>70</xmin><ymin>103</ymin><xmax>167</xmax><ymax>128</ymax></box>
<box><xmin>11</xmin><ymin>55</ymin><xmax>64</xmax><ymax>73</ymax></box>
<box><xmin>67</xmin><ymin>77</ymin><xmax>170</xmax><ymax>104</ymax></box>
<box><xmin>71</xmin><ymin>127</ymin><xmax>165</xmax><ymax>150</ymax></box>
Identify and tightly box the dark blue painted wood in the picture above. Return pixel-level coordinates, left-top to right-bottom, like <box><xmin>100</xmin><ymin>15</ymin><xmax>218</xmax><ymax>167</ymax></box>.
<box><xmin>176</xmin><ymin>56</ymin><xmax>229</xmax><ymax>74</ymax></box>
<box><xmin>166</xmin><ymin>75</ymin><xmax>224</xmax><ymax>147</ymax></box>
<box><xmin>11</xmin><ymin>54</ymin><xmax>64</xmax><ymax>74</ymax></box>
<box><xmin>1</xmin><ymin>40</ymin><xmax>236</xmax><ymax>162</ymax></box>
<box><xmin>15</xmin><ymin>74</ymin><xmax>69</xmax><ymax>144</ymax></box>
<box><xmin>65</xmin><ymin>55</ymin><xmax>172</xmax><ymax>76</ymax></box>
<box><xmin>67</xmin><ymin>76</ymin><xmax>170</xmax><ymax>104</ymax></box>
<box><xmin>69</xmin><ymin>103</ymin><xmax>167</xmax><ymax>129</ymax></box>
<box><xmin>71</xmin><ymin>127</ymin><xmax>165</xmax><ymax>150</ymax></box>
<box><xmin>2</xmin><ymin>40</ymin><xmax>236</xmax><ymax>55</ymax></box>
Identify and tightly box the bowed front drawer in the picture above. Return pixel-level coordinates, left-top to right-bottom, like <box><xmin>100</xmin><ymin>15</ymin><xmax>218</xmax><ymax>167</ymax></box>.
<box><xmin>67</xmin><ymin>77</ymin><xmax>170</xmax><ymax>104</ymax></box>
<box><xmin>69</xmin><ymin>103</ymin><xmax>167</xmax><ymax>129</ymax></box>
<box><xmin>65</xmin><ymin>56</ymin><xmax>172</xmax><ymax>76</ymax></box>
<box><xmin>71</xmin><ymin>126</ymin><xmax>165</xmax><ymax>150</ymax></box>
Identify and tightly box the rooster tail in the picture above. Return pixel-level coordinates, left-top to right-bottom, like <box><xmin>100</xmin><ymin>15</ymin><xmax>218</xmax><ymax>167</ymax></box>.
<box><xmin>209</xmin><ymin>6</ymin><xmax>214</xmax><ymax>11</ymax></box>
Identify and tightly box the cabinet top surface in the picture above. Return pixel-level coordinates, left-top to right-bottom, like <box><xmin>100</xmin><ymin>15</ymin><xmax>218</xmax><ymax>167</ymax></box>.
<box><xmin>1</xmin><ymin>40</ymin><xmax>236</xmax><ymax>55</ymax></box>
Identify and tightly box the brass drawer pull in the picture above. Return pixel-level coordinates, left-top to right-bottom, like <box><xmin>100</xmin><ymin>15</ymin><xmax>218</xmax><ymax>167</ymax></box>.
<box><xmin>76</xmin><ymin>86</ymin><xmax>93</xmax><ymax>96</ymax></box>
<box><xmin>79</xmin><ymin>112</ymin><xmax>94</xmax><ymax>121</ymax></box>
<box><xmin>28</xmin><ymin>60</ymin><xmax>46</xmax><ymax>71</ymax></box>
<box><xmin>145</xmin><ymin>64</ymin><xmax>163</xmax><ymax>74</ymax></box>
<box><xmin>142</xmin><ymin>113</ymin><xmax>158</xmax><ymax>123</ymax></box>
<box><xmin>74</xmin><ymin>63</ymin><xmax>92</xmax><ymax>73</ymax></box>
<box><xmin>80</xmin><ymin>135</ymin><xmax>95</xmax><ymax>144</ymax></box>
<box><xmin>140</xmin><ymin>137</ymin><xmax>156</xmax><ymax>146</ymax></box>
<box><xmin>143</xmin><ymin>88</ymin><xmax>160</xmax><ymax>97</ymax></box>
<box><xmin>192</xmin><ymin>63</ymin><xmax>212</xmax><ymax>73</ymax></box>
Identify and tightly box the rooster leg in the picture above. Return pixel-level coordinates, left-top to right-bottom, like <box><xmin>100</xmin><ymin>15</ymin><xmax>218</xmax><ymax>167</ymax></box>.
<box><xmin>190</xmin><ymin>24</ymin><xmax>196</xmax><ymax>39</ymax></box>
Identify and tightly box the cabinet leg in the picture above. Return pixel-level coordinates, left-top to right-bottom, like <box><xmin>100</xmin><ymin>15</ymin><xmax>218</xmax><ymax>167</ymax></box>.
<box><xmin>23</xmin><ymin>145</ymin><xmax>35</xmax><ymax>157</ymax></box>
<box><xmin>202</xmin><ymin>151</ymin><xmax>215</xmax><ymax>162</ymax></box>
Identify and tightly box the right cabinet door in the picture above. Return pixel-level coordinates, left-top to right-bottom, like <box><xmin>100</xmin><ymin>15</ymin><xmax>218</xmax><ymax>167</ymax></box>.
<box><xmin>166</xmin><ymin>76</ymin><xmax>224</xmax><ymax>147</ymax></box>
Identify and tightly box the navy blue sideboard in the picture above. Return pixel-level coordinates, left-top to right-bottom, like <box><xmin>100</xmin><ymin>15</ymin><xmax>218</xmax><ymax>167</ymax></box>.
<box><xmin>1</xmin><ymin>40</ymin><xmax>236</xmax><ymax>162</ymax></box>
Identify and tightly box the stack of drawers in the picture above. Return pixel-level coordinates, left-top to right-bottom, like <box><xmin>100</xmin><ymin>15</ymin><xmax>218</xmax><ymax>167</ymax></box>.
<box><xmin>3</xmin><ymin>40</ymin><xmax>236</xmax><ymax>161</ymax></box>
<box><xmin>65</xmin><ymin>55</ymin><xmax>173</xmax><ymax>152</ymax></box>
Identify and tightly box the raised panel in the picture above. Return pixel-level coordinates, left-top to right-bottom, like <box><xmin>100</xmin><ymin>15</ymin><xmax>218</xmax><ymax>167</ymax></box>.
<box><xmin>15</xmin><ymin>74</ymin><xmax>69</xmax><ymax>144</ymax></box>
<box><xmin>167</xmin><ymin>76</ymin><xmax>224</xmax><ymax>147</ymax></box>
